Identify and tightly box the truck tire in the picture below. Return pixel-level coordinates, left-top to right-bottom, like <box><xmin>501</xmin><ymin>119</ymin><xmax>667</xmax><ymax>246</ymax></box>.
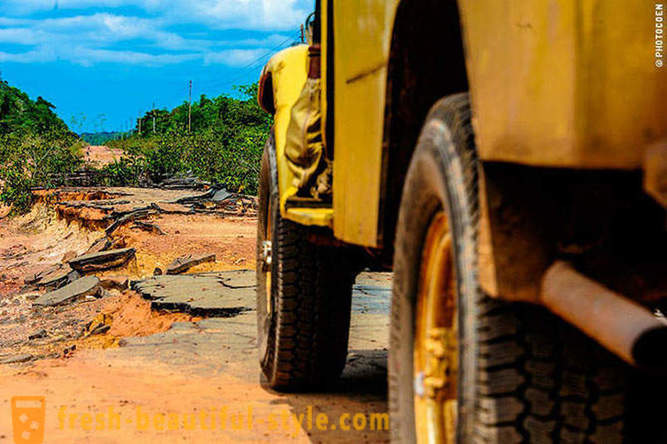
<box><xmin>389</xmin><ymin>93</ymin><xmax>630</xmax><ymax>443</ymax></box>
<box><xmin>256</xmin><ymin>135</ymin><xmax>354</xmax><ymax>391</ymax></box>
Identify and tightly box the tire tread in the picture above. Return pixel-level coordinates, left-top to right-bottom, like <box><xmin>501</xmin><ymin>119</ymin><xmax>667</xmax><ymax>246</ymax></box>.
<box><xmin>389</xmin><ymin>94</ymin><xmax>628</xmax><ymax>443</ymax></box>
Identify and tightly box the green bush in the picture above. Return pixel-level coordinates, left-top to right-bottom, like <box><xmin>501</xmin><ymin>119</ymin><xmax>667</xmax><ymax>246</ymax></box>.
<box><xmin>99</xmin><ymin>155</ymin><xmax>148</xmax><ymax>187</ymax></box>
<box><xmin>103</xmin><ymin>83</ymin><xmax>270</xmax><ymax>194</ymax></box>
<box><xmin>0</xmin><ymin>133</ymin><xmax>83</xmax><ymax>213</ymax></box>
<box><xmin>106</xmin><ymin>128</ymin><xmax>265</xmax><ymax>194</ymax></box>
<box><xmin>0</xmin><ymin>80</ymin><xmax>82</xmax><ymax>213</ymax></box>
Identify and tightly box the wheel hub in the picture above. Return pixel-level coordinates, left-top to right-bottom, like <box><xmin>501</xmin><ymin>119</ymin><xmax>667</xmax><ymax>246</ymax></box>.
<box><xmin>263</xmin><ymin>199</ymin><xmax>273</xmax><ymax>317</ymax></box>
<box><xmin>414</xmin><ymin>211</ymin><xmax>458</xmax><ymax>444</ymax></box>
<box><xmin>261</xmin><ymin>240</ymin><xmax>272</xmax><ymax>269</ymax></box>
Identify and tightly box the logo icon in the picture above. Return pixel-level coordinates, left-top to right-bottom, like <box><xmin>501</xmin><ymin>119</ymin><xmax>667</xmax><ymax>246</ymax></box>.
<box><xmin>11</xmin><ymin>397</ymin><xmax>45</xmax><ymax>444</ymax></box>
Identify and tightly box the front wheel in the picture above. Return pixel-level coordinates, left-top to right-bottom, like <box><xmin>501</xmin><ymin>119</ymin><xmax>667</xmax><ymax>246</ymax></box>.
<box><xmin>389</xmin><ymin>94</ymin><xmax>632</xmax><ymax>443</ymax></box>
<box><xmin>256</xmin><ymin>135</ymin><xmax>355</xmax><ymax>391</ymax></box>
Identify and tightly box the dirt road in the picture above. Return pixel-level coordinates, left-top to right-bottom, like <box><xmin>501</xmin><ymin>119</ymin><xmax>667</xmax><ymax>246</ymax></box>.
<box><xmin>0</xmin><ymin>188</ymin><xmax>389</xmax><ymax>443</ymax></box>
<box><xmin>82</xmin><ymin>145</ymin><xmax>124</xmax><ymax>167</ymax></box>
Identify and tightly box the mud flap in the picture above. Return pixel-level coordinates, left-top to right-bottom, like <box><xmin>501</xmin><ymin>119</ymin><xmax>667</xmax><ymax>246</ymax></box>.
<box><xmin>284</xmin><ymin>77</ymin><xmax>331</xmax><ymax>199</ymax></box>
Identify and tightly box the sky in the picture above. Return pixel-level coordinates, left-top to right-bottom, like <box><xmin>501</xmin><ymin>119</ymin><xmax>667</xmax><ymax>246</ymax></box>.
<box><xmin>0</xmin><ymin>0</ymin><xmax>311</xmax><ymax>133</ymax></box>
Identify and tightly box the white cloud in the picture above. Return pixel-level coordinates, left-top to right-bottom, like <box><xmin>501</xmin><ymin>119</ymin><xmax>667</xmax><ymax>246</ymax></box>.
<box><xmin>0</xmin><ymin>0</ymin><xmax>312</xmax><ymax>31</ymax></box>
<box><xmin>73</xmin><ymin>47</ymin><xmax>198</xmax><ymax>66</ymax></box>
<box><xmin>0</xmin><ymin>45</ymin><xmax>197</xmax><ymax>66</ymax></box>
<box><xmin>0</xmin><ymin>1</ymin><xmax>159</xmax><ymax>15</ymax></box>
<box><xmin>204</xmin><ymin>48</ymin><xmax>268</xmax><ymax>67</ymax></box>
<box><xmin>0</xmin><ymin>18</ymin><xmax>34</xmax><ymax>27</ymax></box>
<box><xmin>0</xmin><ymin>14</ymin><xmax>190</xmax><ymax>49</ymax></box>
<box><xmin>0</xmin><ymin>28</ymin><xmax>42</xmax><ymax>46</ymax></box>
<box><xmin>0</xmin><ymin>10</ymin><xmax>298</xmax><ymax>67</ymax></box>
<box><xmin>184</xmin><ymin>0</ymin><xmax>309</xmax><ymax>31</ymax></box>
<box><xmin>0</xmin><ymin>47</ymin><xmax>54</xmax><ymax>63</ymax></box>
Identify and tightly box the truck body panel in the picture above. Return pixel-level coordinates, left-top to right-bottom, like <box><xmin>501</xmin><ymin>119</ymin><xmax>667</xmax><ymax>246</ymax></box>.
<box><xmin>329</xmin><ymin>1</ymin><xmax>400</xmax><ymax>247</ymax></box>
<box><xmin>460</xmin><ymin>0</ymin><xmax>667</xmax><ymax>168</ymax></box>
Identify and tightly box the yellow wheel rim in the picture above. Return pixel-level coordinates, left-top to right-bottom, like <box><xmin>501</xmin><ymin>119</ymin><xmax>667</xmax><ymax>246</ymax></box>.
<box><xmin>263</xmin><ymin>200</ymin><xmax>272</xmax><ymax>315</ymax></box>
<box><xmin>414</xmin><ymin>211</ymin><xmax>458</xmax><ymax>444</ymax></box>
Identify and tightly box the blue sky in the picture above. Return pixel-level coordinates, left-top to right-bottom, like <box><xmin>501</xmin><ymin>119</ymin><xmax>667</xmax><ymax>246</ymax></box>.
<box><xmin>0</xmin><ymin>0</ymin><xmax>311</xmax><ymax>133</ymax></box>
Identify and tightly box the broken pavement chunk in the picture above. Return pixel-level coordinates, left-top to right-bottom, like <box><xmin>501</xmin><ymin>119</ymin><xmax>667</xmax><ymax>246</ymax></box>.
<box><xmin>68</xmin><ymin>248</ymin><xmax>136</xmax><ymax>273</ymax></box>
<box><xmin>28</xmin><ymin>329</ymin><xmax>47</xmax><ymax>340</ymax></box>
<box><xmin>212</xmin><ymin>189</ymin><xmax>232</xmax><ymax>202</ymax></box>
<box><xmin>99</xmin><ymin>276</ymin><xmax>129</xmax><ymax>291</ymax></box>
<box><xmin>105</xmin><ymin>208</ymin><xmax>157</xmax><ymax>235</ymax></box>
<box><xmin>84</xmin><ymin>236</ymin><xmax>113</xmax><ymax>255</ymax></box>
<box><xmin>131</xmin><ymin>272</ymin><xmax>252</xmax><ymax>316</ymax></box>
<box><xmin>166</xmin><ymin>254</ymin><xmax>216</xmax><ymax>275</ymax></box>
<box><xmin>61</xmin><ymin>251</ymin><xmax>78</xmax><ymax>263</ymax></box>
<box><xmin>34</xmin><ymin>264</ymin><xmax>75</xmax><ymax>288</ymax></box>
<box><xmin>24</xmin><ymin>264</ymin><xmax>62</xmax><ymax>286</ymax></box>
<box><xmin>0</xmin><ymin>354</ymin><xmax>33</xmax><ymax>364</ymax></box>
<box><xmin>160</xmin><ymin>176</ymin><xmax>210</xmax><ymax>190</ymax></box>
<box><xmin>83</xmin><ymin>313</ymin><xmax>113</xmax><ymax>338</ymax></box>
<box><xmin>131</xmin><ymin>221</ymin><xmax>165</xmax><ymax>235</ymax></box>
<box><xmin>153</xmin><ymin>202</ymin><xmax>193</xmax><ymax>214</ymax></box>
<box><xmin>33</xmin><ymin>276</ymin><xmax>100</xmax><ymax>307</ymax></box>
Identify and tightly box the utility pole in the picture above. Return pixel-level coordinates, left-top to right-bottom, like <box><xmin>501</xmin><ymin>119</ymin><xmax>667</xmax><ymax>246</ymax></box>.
<box><xmin>152</xmin><ymin>101</ymin><xmax>156</xmax><ymax>134</ymax></box>
<box><xmin>300</xmin><ymin>24</ymin><xmax>305</xmax><ymax>43</ymax></box>
<box><xmin>188</xmin><ymin>80</ymin><xmax>192</xmax><ymax>133</ymax></box>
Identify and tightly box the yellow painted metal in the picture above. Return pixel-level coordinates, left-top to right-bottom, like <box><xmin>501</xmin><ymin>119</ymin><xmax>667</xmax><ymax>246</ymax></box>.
<box><xmin>265</xmin><ymin>199</ymin><xmax>272</xmax><ymax>316</ymax></box>
<box><xmin>459</xmin><ymin>0</ymin><xmax>667</xmax><ymax>168</ymax></box>
<box><xmin>330</xmin><ymin>1</ymin><xmax>400</xmax><ymax>247</ymax></box>
<box><xmin>320</xmin><ymin>0</ymin><xmax>329</xmax><ymax>161</ymax></box>
<box><xmin>414</xmin><ymin>212</ymin><xmax>458</xmax><ymax>444</ymax></box>
<box><xmin>261</xmin><ymin>44</ymin><xmax>332</xmax><ymax>228</ymax></box>
<box><xmin>262</xmin><ymin>1</ymin><xmax>400</xmax><ymax>242</ymax></box>
<box><xmin>285</xmin><ymin>207</ymin><xmax>334</xmax><ymax>228</ymax></box>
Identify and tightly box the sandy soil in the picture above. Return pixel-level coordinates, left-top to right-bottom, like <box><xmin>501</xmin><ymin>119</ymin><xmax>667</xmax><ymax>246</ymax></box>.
<box><xmin>0</xmin><ymin>190</ymin><xmax>389</xmax><ymax>443</ymax></box>
<box><xmin>0</xmin><ymin>349</ymin><xmax>386</xmax><ymax>443</ymax></box>
<box><xmin>117</xmin><ymin>214</ymin><xmax>256</xmax><ymax>276</ymax></box>
<box><xmin>0</xmin><ymin>203</ymin><xmax>227</xmax><ymax>361</ymax></box>
<box><xmin>82</xmin><ymin>146</ymin><xmax>124</xmax><ymax>166</ymax></box>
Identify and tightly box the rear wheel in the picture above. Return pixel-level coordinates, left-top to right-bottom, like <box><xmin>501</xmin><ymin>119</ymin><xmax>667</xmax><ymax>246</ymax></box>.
<box><xmin>389</xmin><ymin>94</ymin><xmax>632</xmax><ymax>443</ymax></box>
<box><xmin>257</xmin><ymin>135</ymin><xmax>355</xmax><ymax>391</ymax></box>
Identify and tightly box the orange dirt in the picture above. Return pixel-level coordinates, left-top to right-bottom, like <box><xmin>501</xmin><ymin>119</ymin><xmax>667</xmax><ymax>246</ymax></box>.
<box><xmin>0</xmin><ymin>190</ymin><xmax>389</xmax><ymax>444</ymax></box>
<box><xmin>101</xmin><ymin>291</ymin><xmax>200</xmax><ymax>338</ymax></box>
<box><xmin>0</xmin><ymin>204</ymin><xmax>101</xmax><ymax>295</ymax></box>
<box><xmin>114</xmin><ymin>214</ymin><xmax>257</xmax><ymax>275</ymax></box>
<box><xmin>0</xmin><ymin>198</ymin><xmax>256</xmax><ymax>360</ymax></box>
<box><xmin>82</xmin><ymin>145</ymin><xmax>124</xmax><ymax>166</ymax></box>
<box><xmin>0</xmin><ymin>353</ymin><xmax>332</xmax><ymax>443</ymax></box>
<box><xmin>33</xmin><ymin>189</ymin><xmax>120</xmax><ymax>203</ymax></box>
<box><xmin>2</xmin><ymin>291</ymin><xmax>199</xmax><ymax>360</ymax></box>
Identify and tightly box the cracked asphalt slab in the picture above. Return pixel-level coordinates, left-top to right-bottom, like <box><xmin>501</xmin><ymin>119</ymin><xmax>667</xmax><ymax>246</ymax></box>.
<box><xmin>119</xmin><ymin>271</ymin><xmax>389</xmax><ymax>379</ymax></box>
<box><xmin>130</xmin><ymin>270</ymin><xmax>258</xmax><ymax>316</ymax></box>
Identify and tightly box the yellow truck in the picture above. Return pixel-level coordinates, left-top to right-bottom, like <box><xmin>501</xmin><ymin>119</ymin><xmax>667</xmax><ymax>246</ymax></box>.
<box><xmin>255</xmin><ymin>1</ymin><xmax>666</xmax><ymax>442</ymax></box>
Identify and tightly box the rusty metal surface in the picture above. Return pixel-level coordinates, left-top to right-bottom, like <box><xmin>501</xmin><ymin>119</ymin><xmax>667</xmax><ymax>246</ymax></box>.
<box><xmin>476</xmin><ymin>164</ymin><xmax>556</xmax><ymax>302</ymax></box>
<box><xmin>460</xmin><ymin>0</ymin><xmax>667</xmax><ymax>169</ymax></box>
<box><xmin>540</xmin><ymin>261</ymin><xmax>667</xmax><ymax>368</ymax></box>
<box><xmin>644</xmin><ymin>141</ymin><xmax>667</xmax><ymax>208</ymax></box>
<box><xmin>478</xmin><ymin>162</ymin><xmax>666</xmax><ymax>303</ymax></box>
